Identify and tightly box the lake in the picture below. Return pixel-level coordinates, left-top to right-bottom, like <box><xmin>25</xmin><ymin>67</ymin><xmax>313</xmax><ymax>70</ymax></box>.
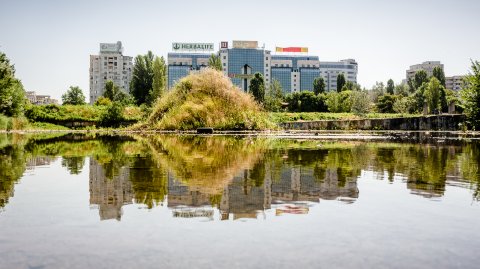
<box><xmin>1</xmin><ymin>132</ymin><xmax>479</xmax><ymax>269</ymax></box>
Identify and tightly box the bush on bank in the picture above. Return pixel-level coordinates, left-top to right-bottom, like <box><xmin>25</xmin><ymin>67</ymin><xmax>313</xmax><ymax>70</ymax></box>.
<box><xmin>140</xmin><ymin>69</ymin><xmax>274</xmax><ymax>130</ymax></box>
<box><xmin>24</xmin><ymin>104</ymin><xmax>143</xmax><ymax>126</ymax></box>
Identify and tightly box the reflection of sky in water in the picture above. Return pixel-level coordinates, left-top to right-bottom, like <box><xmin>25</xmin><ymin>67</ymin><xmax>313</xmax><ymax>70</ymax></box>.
<box><xmin>1</xmin><ymin>135</ymin><xmax>480</xmax><ymax>269</ymax></box>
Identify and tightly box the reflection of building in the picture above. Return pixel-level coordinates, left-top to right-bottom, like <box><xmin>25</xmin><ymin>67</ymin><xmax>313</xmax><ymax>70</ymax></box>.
<box><xmin>219</xmin><ymin>169</ymin><xmax>272</xmax><ymax>220</ymax></box>
<box><xmin>272</xmin><ymin>167</ymin><xmax>359</xmax><ymax>204</ymax></box>
<box><xmin>26</xmin><ymin>157</ymin><xmax>55</xmax><ymax>170</ymax></box>
<box><xmin>167</xmin><ymin>175</ymin><xmax>212</xmax><ymax>208</ymax></box>
<box><xmin>89</xmin><ymin>159</ymin><xmax>133</xmax><ymax>221</ymax></box>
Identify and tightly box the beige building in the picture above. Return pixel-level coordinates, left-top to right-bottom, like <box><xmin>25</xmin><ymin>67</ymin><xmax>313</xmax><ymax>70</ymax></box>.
<box><xmin>406</xmin><ymin>61</ymin><xmax>443</xmax><ymax>82</ymax></box>
<box><xmin>25</xmin><ymin>91</ymin><xmax>58</xmax><ymax>105</ymax></box>
<box><xmin>445</xmin><ymin>76</ymin><xmax>465</xmax><ymax>91</ymax></box>
<box><xmin>89</xmin><ymin>41</ymin><xmax>133</xmax><ymax>104</ymax></box>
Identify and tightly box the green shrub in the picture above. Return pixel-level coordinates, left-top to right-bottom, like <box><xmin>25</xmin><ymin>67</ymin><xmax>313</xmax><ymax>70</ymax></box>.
<box><xmin>99</xmin><ymin>102</ymin><xmax>125</xmax><ymax>128</ymax></box>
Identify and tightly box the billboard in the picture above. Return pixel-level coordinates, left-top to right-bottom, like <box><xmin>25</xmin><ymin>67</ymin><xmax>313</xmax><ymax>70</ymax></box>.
<box><xmin>172</xmin><ymin>43</ymin><xmax>214</xmax><ymax>52</ymax></box>
<box><xmin>220</xmin><ymin>41</ymin><xmax>228</xmax><ymax>49</ymax></box>
<box><xmin>100</xmin><ymin>42</ymin><xmax>122</xmax><ymax>53</ymax></box>
<box><xmin>276</xmin><ymin>47</ymin><xmax>309</xmax><ymax>53</ymax></box>
<box><xmin>232</xmin><ymin>40</ymin><xmax>258</xmax><ymax>49</ymax></box>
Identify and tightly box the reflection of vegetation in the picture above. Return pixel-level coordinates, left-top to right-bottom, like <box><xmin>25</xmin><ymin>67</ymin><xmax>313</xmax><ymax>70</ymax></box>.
<box><xmin>1</xmin><ymin>133</ymin><xmax>480</xmax><ymax>212</ymax></box>
<box><xmin>0</xmin><ymin>137</ymin><xmax>26</xmax><ymax>208</ymax></box>
<box><xmin>139</xmin><ymin>135</ymin><xmax>267</xmax><ymax>194</ymax></box>
<box><xmin>61</xmin><ymin>157</ymin><xmax>85</xmax><ymax>174</ymax></box>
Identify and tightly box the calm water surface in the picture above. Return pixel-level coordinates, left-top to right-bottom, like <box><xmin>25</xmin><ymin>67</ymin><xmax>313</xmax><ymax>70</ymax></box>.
<box><xmin>1</xmin><ymin>133</ymin><xmax>479</xmax><ymax>269</ymax></box>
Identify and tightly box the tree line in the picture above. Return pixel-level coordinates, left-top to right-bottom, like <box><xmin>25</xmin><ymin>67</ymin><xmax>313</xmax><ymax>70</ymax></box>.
<box><xmin>2</xmin><ymin>49</ymin><xmax>480</xmax><ymax>130</ymax></box>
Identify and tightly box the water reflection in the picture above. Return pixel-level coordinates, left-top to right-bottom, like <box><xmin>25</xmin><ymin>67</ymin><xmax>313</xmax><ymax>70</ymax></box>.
<box><xmin>1</xmin><ymin>133</ymin><xmax>479</xmax><ymax>220</ymax></box>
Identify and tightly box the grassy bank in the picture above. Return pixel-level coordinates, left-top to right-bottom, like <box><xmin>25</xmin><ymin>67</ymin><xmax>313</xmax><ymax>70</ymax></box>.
<box><xmin>24</xmin><ymin>104</ymin><xmax>144</xmax><ymax>125</ymax></box>
<box><xmin>269</xmin><ymin>112</ymin><xmax>421</xmax><ymax>123</ymax></box>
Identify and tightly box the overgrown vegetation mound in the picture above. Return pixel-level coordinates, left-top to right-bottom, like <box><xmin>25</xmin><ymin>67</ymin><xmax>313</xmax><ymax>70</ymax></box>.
<box><xmin>141</xmin><ymin>69</ymin><xmax>273</xmax><ymax>130</ymax></box>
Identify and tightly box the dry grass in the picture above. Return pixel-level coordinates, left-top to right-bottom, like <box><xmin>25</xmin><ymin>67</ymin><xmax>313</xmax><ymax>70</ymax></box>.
<box><xmin>139</xmin><ymin>68</ymin><xmax>274</xmax><ymax>130</ymax></box>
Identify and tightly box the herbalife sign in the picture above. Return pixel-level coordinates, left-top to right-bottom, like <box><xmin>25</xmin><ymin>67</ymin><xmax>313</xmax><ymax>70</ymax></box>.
<box><xmin>172</xmin><ymin>42</ymin><xmax>214</xmax><ymax>52</ymax></box>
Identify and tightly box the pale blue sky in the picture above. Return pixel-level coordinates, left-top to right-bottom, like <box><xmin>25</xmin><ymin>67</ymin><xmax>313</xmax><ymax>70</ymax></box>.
<box><xmin>1</xmin><ymin>0</ymin><xmax>479</xmax><ymax>100</ymax></box>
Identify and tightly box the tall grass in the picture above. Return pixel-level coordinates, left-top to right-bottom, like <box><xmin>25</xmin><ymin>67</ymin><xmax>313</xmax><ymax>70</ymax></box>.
<box><xmin>141</xmin><ymin>69</ymin><xmax>274</xmax><ymax>130</ymax></box>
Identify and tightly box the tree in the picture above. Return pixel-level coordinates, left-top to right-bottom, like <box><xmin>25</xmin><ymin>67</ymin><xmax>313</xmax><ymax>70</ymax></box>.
<box><xmin>249</xmin><ymin>73</ymin><xmax>265</xmax><ymax>104</ymax></box>
<box><xmin>394</xmin><ymin>83</ymin><xmax>409</xmax><ymax>97</ymax></box>
<box><xmin>264</xmin><ymin>79</ymin><xmax>284</xmax><ymax>111</ymax></box>
<box><xmin>149</xmin><ymin>56</ymin><xmax>167</xmax><ymax>105</ymax></box>
<box><xmin>461</xmin><ymin>60</ymin><xmax>480</xmax><ymax>129</ymax></box>
<box><xmin>99</xmin><ymin>102</ymin><xmax>125</xmax><ymax>127</ymax></box>
<box><xmin>376</xmin><ymin>94</ymin><xmax>397</xmax><ymax>113</ymax></box>
<box><xmin>336</xmin><ymin>73</ymin><xmax>346</xmax><ymax>92</ymax></box>
<box><xmin>414</xmin><ymin>70</ymin><xmax>429</xmax><ymax>90</ymax></box>
<box><xmin>102</xmin><ymin>80</ymin><xmax>132</xmax><ymax>105</ymax></box>
<box><xmin>351</xmin><ymin>91</ymin><xmax>371</xmax><ymax>115</ymax></box>
<box><xmin>208</xmin><ymin>54</ymin><xmax>222</xmax><ymax>71</ymax></box>
<box><xmin>130</xmin><ymin>51</ymin><xmax>154</xmax><ymax>106</ymax></box>
<box><xmin>342</xmin><ymin>81</ymin><xmax>360</xmax><ymax>92</ymax></box>
<box><xmin>370</xmin><ymin>81</ymin><xmax>385</xmax><ymax>103</ymax></box>
<box><xmin>61</xmin><ymin>86</ymin><xmax>86</xmax><ymax>105</ymax></box>
<box><xmin>103</xmin><ymin>80</ymin><xmax>118</xmax><ymax>101</ymax></box>
<box><xmin>313</xmin><ymin>77</ymin><xmax>326</xmax><ymax>95</ymax></box>
<box><xmin>0</xmin><ymin>52</ymin><xmax>25</xmax><ymax>116</ymax></box>
<box><xmin>386</xmin><ymin>79</ymin><xmax>395</xmax><ymax>95</ymax></box>
<box><xmin>393</xmin><ymin>96</ymin><xmax>413</xmax><ymax>115</ymax></box>
<box><xmin>424</xmin><ymin>77</ymin><xmax>443</xmax><ymax>114</ymax></box>
<box><xmin>285</xmin><ymin>92</ymin><xmax>327</xmax><ymax>112</ymax></box>
<box><xmin>432</xmin><ymin>66</ymin><xmax>446</xmax><ymax>87</ymax></box>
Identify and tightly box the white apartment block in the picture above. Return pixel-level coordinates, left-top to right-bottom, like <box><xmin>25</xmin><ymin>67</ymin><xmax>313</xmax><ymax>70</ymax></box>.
<box><xmin>406</xmin><ymin>61</ymin><xmax>443</xmax><ymax>82</ymax></box>
<box><xmin>89</xmin><ymin>41</ymin><xmax>133</xmax><ymax>104</ymax></box>
<box><xmin>445</xmin><ymin>76</ymin><xmax>465</xmax><ymax>91</ymax></box>
<box><xmin>319</xmin><ymin>59</ymin><xmax>358</xmax><ymax>92</ymax></box>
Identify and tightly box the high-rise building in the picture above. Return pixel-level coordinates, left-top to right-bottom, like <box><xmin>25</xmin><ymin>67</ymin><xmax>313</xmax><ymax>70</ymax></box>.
<box><xmin>406</xmin><ymin>61</ymin><xmax>443</xmax><ymax>82</ymax></box>
<box><xmin>167</xmin><ymin>40</ymin><xmax>358</xmax><ymax>94</ymax></box>
<box><xmin>319</xmin><ymin>59</ymin><xmax>358</xmax><ymax>92</ymax></box>
<box><xmin>89</xmin><ymin>41</ymin><xmax>133</xmax><ymax>104</ymax></box>
<box><xmin>445</xmin><ymin>76</ymin><xmax>465</xmax><ymax>91</ymax></box>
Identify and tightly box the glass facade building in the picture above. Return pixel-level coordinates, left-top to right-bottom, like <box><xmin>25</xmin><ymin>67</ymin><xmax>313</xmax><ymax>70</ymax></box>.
<box><xmin>167</xmin><ymin>41</ymin><xmax>358</xmax><ymax>94</ymax></box>
<box><xmin>167</xmin><ymin>53</ymin><xmax>210</xmax><ymax>89</ymax></box>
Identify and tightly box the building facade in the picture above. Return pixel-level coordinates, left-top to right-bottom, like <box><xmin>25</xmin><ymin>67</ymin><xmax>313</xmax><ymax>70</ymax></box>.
<box><xmin>319</xmin><ymin>59</ymin><xmax>358</xmax><ymax>92</ymax></box>
<box><xmin>167</xmin><ymin>40</ymin><xmax>358</xmax><ymax>94</ymax></box>
<box><xmin>406</xmin><ymin>61</ymin><xmax>444</xmax><ymax>82</ymax></box>
<box><xmin>167</xmin><ymin>53</ymin><xmax>210</xmax><ymax>89</ymax></box>
<box><xmin>445</xmin><ymin>76</ymin><xmax>465</xmax><ymax>91</ymax></box>
<box><xmin>89</xmin><ymin>41</ymin><xmax>133</xmax><ymax>104</ymax></box>
<box><xmin>25</xmin><ymin>91</ymin><xmax>58</xmax><ymax>105</ymax></box>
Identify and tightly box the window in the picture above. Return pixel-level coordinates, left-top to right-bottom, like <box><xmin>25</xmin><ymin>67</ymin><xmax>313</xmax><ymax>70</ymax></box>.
<box><xmin>266</xmin><ymin>57</ymin><xmax>269</xmax><ymax>60</ymax></box>
<box><xmin>266</xmin><ymin>64</ymin><xmax>269</xmax><ymax>67</ymax></box>
<box><xmin>223</xmin><ymin>63</ymin><xmax>226</xmax><ymax>66</ymax></box>
<box><xmin>223</xmin><ymin>56</ymin><xmax>226</xmax><ymax>59</ymax></box>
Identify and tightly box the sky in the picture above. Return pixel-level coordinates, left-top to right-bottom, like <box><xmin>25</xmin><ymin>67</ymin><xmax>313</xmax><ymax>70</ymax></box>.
<box><xmin>1</xmin><ymin>0</ymin><xmax>479</xmax><ymax>100</ymax></box>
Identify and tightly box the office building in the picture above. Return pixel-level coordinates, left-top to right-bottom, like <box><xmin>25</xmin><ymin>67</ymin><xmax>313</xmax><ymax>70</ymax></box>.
<box><xmin>167</xmin><ymin>40</ymin><xmax>358</xmax><ymax>94</ymax></box>
<box><xmin>445</xmin><ymin>76</ymin><xmax>465</xmax><ymax>91</ymax></box>
<box><xmin>89</xmin><ymin>41</ymin><xmax>133</xmax><ymax>104</ymax></box>
<box><xmin>167</xmin><ymin>52</ymin><xmax>210</xmax><ymax>89</ymax></box>
<box><xmin>319</xmin><ymin>59</ymin><xmax>358</xmax><ymax>92</ymax></box>
<box><xmin>406</xmin><ymin>61</ymin><xmax>443</xmax><ymax>82</ymax></box>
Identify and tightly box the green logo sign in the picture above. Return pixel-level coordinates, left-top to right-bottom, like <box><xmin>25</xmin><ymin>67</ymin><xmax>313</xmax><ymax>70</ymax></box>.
<box><xmin>172</xmin><ymin>43</ymin><xmax>214</xmax><ymax>52</ymax></box>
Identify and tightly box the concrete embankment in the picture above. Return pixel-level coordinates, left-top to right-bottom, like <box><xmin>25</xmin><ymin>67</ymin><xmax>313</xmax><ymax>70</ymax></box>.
<box><xmin>279</xmin><ymin>114</ymin><xmax>466</xmax><ymax>131</ymax></box>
